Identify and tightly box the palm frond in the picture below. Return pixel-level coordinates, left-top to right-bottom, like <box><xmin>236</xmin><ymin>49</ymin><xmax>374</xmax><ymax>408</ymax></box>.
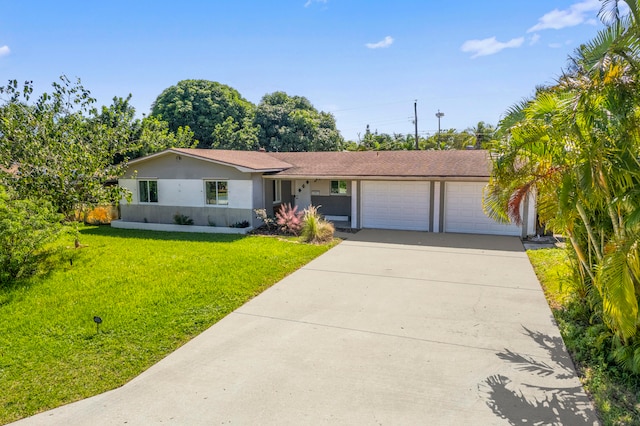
<box><xmin>596</xmin><ymin>244</ymin><xmax>639</xmax><ymax>341</ymax></box>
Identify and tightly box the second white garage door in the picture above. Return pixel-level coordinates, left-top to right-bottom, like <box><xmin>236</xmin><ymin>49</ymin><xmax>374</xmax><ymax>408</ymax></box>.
<box><xmin>361</xmin><ymin>181</ymin><xmax>430</xmax><ymax>231</ymax></box>
<box><xmin>444</xmin><ymin>182</ymin><xmax>521</xmax><ymax>236</ymax></box>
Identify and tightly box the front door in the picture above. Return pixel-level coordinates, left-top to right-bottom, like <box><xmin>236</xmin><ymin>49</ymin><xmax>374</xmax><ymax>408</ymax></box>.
<box><xmin>294</xmin><ymin>180</ymin><xmax>312</xmax><ymax>210</ymax></box>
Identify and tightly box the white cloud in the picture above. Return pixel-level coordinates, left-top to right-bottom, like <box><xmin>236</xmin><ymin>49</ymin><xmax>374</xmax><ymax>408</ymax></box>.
<box><xmin>528</xmin><ymin>0</ymin><xmax>600</xmax><ymax>32</ymax></box>
<box><xmin>529</xmin><ymin>33</ymin><xmax>541</xmax><ymax>46</ymax></box>
<box><xmin>549</xmin><ymin>40</ymin><xmax>573</xmax><ymax>48</ymax></box>
<box><xmin>460</xmin><ymin>36</ymin><xmax>524</xmax><ymax>58</ymax></box>
<box><xmin>0</xmin><ymin>45</ymin><xmax>9</xmax><ymax>57</ymax></box>
<box><xmin>365</xmin><ymin>36</ymin><xmax>394</xmax><ymax>49</ymax></box>
<box><xmin>304</xmin><ymin>0</ymin><xmax>327</xmax><ymax>7</ymax></box>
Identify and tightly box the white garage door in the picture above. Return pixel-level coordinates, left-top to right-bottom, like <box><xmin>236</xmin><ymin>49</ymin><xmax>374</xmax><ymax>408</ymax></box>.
<box><xmin>361</xmin><ymin>181</ymin><xmax>430</xmax><ymax>231</ymax></box>
<box><xmin>445</xmin><ymin>182</ymin><xmax>521</xmax><ymax>236</ymax></box>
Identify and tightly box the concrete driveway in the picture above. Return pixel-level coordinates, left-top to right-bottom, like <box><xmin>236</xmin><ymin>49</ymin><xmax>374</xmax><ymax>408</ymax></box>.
<box><xmin>14</xmin><ymin>230</ymin><xmax>597</xmax><ymax>425</ymax></box>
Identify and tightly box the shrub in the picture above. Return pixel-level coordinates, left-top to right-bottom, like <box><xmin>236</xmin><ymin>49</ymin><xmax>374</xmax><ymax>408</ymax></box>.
<box><xmin>230</xmin><ymin>220</ymin><xmax>250</xmax><ymax>228</ymax></box>
<box><xmin>275</xmin><ymin>203</ymin><xmax>303</xmax><ymax>235</ymax></box>
<box><xmin>173</xmin><ymin>213</ymin><xmax>194</xmax><ymax>225</ymax></box>
<box><xmin>301</xmin><ymin>205</ymin><xmax>334</xmax><ymax>243</ymax></box>
<box><xmin>0</xmin><ymin>185</ymin><xmax>63</xmax><ymax>285</ymax></box>
<box><xmin>83</xmin><ymin>205</ymin><xmax>116</xmax><ymax>225</ymax></box>
<box><xmin>254</xmin><ymin>208</ymin><xmax>276</xmax><ymax>230</ymax></box>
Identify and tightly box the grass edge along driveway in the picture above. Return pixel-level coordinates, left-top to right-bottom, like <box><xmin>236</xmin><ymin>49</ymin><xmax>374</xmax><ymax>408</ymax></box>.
<box><xmin>0</xmin><ymin>226</ymin><xmax>333</xmax><ymax>425</ymax></box>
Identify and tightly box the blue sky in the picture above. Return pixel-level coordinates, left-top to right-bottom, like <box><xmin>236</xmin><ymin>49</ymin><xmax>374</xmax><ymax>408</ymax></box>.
<box><xmin>1</xmin><ymin>0</ymin><xmax>609</xmax><ymax>142</ymax></box>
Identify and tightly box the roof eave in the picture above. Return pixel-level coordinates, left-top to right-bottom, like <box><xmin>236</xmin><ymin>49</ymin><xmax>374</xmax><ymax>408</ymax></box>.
<box><xmin>265</xmin><ymin>174</ymin><xmax>490</xmax><ymax>180</ymax></box>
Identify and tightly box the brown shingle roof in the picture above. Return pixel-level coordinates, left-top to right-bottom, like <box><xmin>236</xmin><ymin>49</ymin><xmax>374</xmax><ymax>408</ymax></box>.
<box><xmin>128</xmin><ymin>148</ymin><xmax>492</xmax><ymax>178</ymax></box>
<box><xmin>268</xmin><ymin>150</ymin><xmax>492</xmax><ymax>178</ymax></box>
<box><xmin>130</xmin><ymin>148</ymin><xmax>293</xmax><ymax>171</ymax></box>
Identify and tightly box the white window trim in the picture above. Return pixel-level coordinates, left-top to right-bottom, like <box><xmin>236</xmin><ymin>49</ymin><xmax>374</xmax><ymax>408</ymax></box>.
<box><xmin>330</xmin><ymin>180</ymin><xmax>348</xmax><ymax>196</ymax></box>
<box><xmin>273</xmin><ymin>180</ymin><xmax>282</xmax><ymax>204</ymax></box>
<box><xmin>138</xmin><ymin>179</ymin><xmax>158</xmax><ymax>203</ymax></box>
<box><xmin>204</xmin><ymin>180</ymin><xmax>229</xmax><ymax>207</ymax></box>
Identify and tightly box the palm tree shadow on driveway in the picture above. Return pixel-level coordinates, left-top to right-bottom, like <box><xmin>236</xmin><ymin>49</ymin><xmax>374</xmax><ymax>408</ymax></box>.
<box><xmin>479</xmin><ymin>326</ymin><xmax>598</xmax><ymax>425</ymax></box>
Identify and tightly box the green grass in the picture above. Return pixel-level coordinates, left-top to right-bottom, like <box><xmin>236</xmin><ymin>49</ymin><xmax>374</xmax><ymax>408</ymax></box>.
<box><xmin>0</xmin><ymin>226</ymin><xmax>333</xmax><ymax>424</ymax></box>
<box><xmin>527</xmin><ymin>247</ymin><xmax>576</xmax><ymax>309</ymax></box>
<box><xmin>528</xmin><ymin>247</ymin><xmax>640</xmax><ymax>425</ymax></box>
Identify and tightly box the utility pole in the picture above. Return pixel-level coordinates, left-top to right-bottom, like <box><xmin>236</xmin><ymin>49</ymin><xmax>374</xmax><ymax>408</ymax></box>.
<box><xmin>436</xmin><ymin>110</ymin><xmax>444</xmax><ymax>149</ymax></box>
<box><xmin>414</xmin><ymin>100</ymin><xmax>419</xmax><ymax>150</ymax></box>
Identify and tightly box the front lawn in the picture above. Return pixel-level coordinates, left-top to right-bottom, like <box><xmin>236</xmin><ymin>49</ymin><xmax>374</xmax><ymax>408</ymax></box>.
<box><xmin>0</xmin><ymin>226</ymin><xmax>332</xmax><ymax>424</ymax></box>
<box><xmin>528</xmin><ymin>248</ymin><xmax>640</xmax><ymax>425</ymax></box>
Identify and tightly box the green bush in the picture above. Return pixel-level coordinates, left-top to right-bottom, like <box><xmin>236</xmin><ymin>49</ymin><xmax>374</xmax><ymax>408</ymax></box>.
<box><xmin>230</xmin><ymin>220</ymin><xmax>250</xmax><ymax>228</ymax></box>
<box><xmin>173</xmin><ymin>213</ymin><xmax>194</xmax><ymax>225</ymax></box>
<box><xmin>0</xmin><ymin>185</ymin><xmax>62</xmax><ymax>285</ymax></box>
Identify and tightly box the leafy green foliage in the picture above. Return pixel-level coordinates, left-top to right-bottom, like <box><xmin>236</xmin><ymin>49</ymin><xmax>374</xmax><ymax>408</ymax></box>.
<box><xmin>0</xmin><ymin>80</ymin><xmax>195</xmax><ymax>220</ymax></box>
<box><xmin>151</xmin><ymin>79</ymin><xmax>257</xmax><ymax>149</ymax></box>
<box><xmin>173</xmin><ymin>213</ymin><xmax>194</xmax><ymax>225</ymax></box>
<box><xmin>254</xmin><ymin>91</ymin><xmax>344</xmax><ymax>152</ymax></box>
<box><xmin>0</xmin><ymin>226</ymin><xmax>330</xmax><ymax>423</ymax></box>
<box><xmin>0</xmin><ymin>77</ymin><xmax>131</xmax><ymax>218</ymax></box>
<box><xmin>0</xmin><ymin>184</ymin><xmax>62</xmax><ymax>285</ymax></box>
<box><xmin>136</xmin><ymin>115</ymin><xmax>196</xmax><ymax>158</ymax></box>
<box><xmin>528</xmin><ymin>248</ymin><xmax>640</xmax><ymax>424</ymax></box>
<box><xmin>486</xmin><ymin>2</ymin><xmax>640</xmax><ymax>370</ymax></box>
<box><xmin>211</xmin><ymin>116</ymin><xmax>259</xmax><ymax>150</ymax></box>
<box><xmin>229</xmin><ymin>220</ymin><xmax>250</xmax><ymax>228</ymax></box>
<box><xmin>98</xmin><ymin>95</ymin><xmax>196</xmax><ymax>161</ymax></box>
<box><xmin>343</xmin><ymin>124</ymin><xmax>487</xmax><ymax>151</ymax></box>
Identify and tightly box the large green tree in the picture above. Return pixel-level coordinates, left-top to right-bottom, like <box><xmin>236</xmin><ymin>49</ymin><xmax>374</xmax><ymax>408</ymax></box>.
<box><xmin>485</xmin><ymin>0</ymin><xmax>640</xmax><ymax>372</ymax></box>
<box><xmin>0</xmin><ymin>77</ymin><xmax>131</xmax><ymax>218</ymax></box>
<box><xmin>254</xmin><ymin>91</ymin><xmax>344</xmax><ymax>152</ymax></box>
<box><xmin>98</xmin><ymin>95</ymin><xmax>196</xmax><ymax>161</ymax></box>
<box><xmin>150</xmin><ymin>79</ymin><xmax>258</xmax><ymax>149</ymax></box>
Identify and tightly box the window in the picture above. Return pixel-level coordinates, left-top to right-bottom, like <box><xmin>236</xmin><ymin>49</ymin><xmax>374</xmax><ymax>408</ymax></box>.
<box><xmin>331</xmin><ymin>180</ymin><xmax>348</xmax><ymax>195</ymax></box>
<box><xmin>139</xmin><ymin>180</ymin><xmax>158</xmax><ymax>203</ymax></box>
<box><xmin>273</xmin><ymin>180</ymin><xmax>282</xmax><ymax>204</ymax></box>
<box><xmin>205</xmin><ymin>181</ymin><xmax>229</xmax><ymax>205</ymax></box>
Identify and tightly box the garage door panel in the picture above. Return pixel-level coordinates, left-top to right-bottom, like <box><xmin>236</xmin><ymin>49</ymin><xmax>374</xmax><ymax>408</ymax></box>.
<box><xmin>445</xmin><ymin>182</ymin><xmax>521</xmax><ymax>236</ymax></box>
<box><xmin>362</xmin><ymin>181</ymin><xmax>430</xmax><ymax>231</ymax></box>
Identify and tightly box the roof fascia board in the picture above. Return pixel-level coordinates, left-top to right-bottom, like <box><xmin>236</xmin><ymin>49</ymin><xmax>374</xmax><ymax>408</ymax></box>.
<box><xmin>264</xmin><ymin>175</ymin><xmax>490</xmax><ymax>181</ymax></box>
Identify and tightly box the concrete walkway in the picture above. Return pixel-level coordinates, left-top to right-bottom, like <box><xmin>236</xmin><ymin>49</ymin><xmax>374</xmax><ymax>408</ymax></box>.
<box><xmin>14</xmin><ymin>230</ymin><xmax>597</xmax><ymax>425</ymax></box>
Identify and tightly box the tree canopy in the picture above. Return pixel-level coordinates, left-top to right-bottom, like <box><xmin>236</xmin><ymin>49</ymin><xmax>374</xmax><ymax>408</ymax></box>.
<box><xmin>150</xmin><ymin>79</ymin><xmax>257</xmax><ymax>149</ymax></box>
<box><xmin>0</xmin><ymin>77</ymin><xmax>131</xmax><ymax>218</ymax></box>
<box><xmin>343</xmin><ymin>125</ymin><xmax>483</xmax><ymax>151</ymax></box>
<box><xmin>253</xmin><ymin>91</ymin><xmax>344</xmax><ymax>152</ymax></box>
<box><xmin>0</xmin><ymin>77</ymin><xmax>195</xmax><ymax>218</ymax></box>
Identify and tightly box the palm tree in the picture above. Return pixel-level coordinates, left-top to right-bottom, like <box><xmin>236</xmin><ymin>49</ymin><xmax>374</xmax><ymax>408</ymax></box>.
<box><xmin>466</xmin><ymin>121</ymin><xmax>496</xmax><ymax>149</ymax></box>
<box><xmin>485</xmin><ymin>0</ymin><xmax>640</xmax><ymax>368</ymax></box>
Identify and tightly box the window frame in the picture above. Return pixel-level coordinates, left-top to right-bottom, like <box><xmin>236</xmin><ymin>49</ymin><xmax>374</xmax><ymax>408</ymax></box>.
<box><xmin>138</xmin><ymin>179</ymin><xmax>158</xmax><ymax>203</ymax></box>
<box><xmin>204</xmin><ymin>180</ymin><xmax>229</xmax><ymax>206</ymax></box>
<box><xmin>273</xmin><ymin>180</ymin><xmax>282</xmax><ymax>204</ymax></box>
<box><xmin>330</xmin><ymin>180</ymin><xmax>348</xmax><ymax>195</ymax></box>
